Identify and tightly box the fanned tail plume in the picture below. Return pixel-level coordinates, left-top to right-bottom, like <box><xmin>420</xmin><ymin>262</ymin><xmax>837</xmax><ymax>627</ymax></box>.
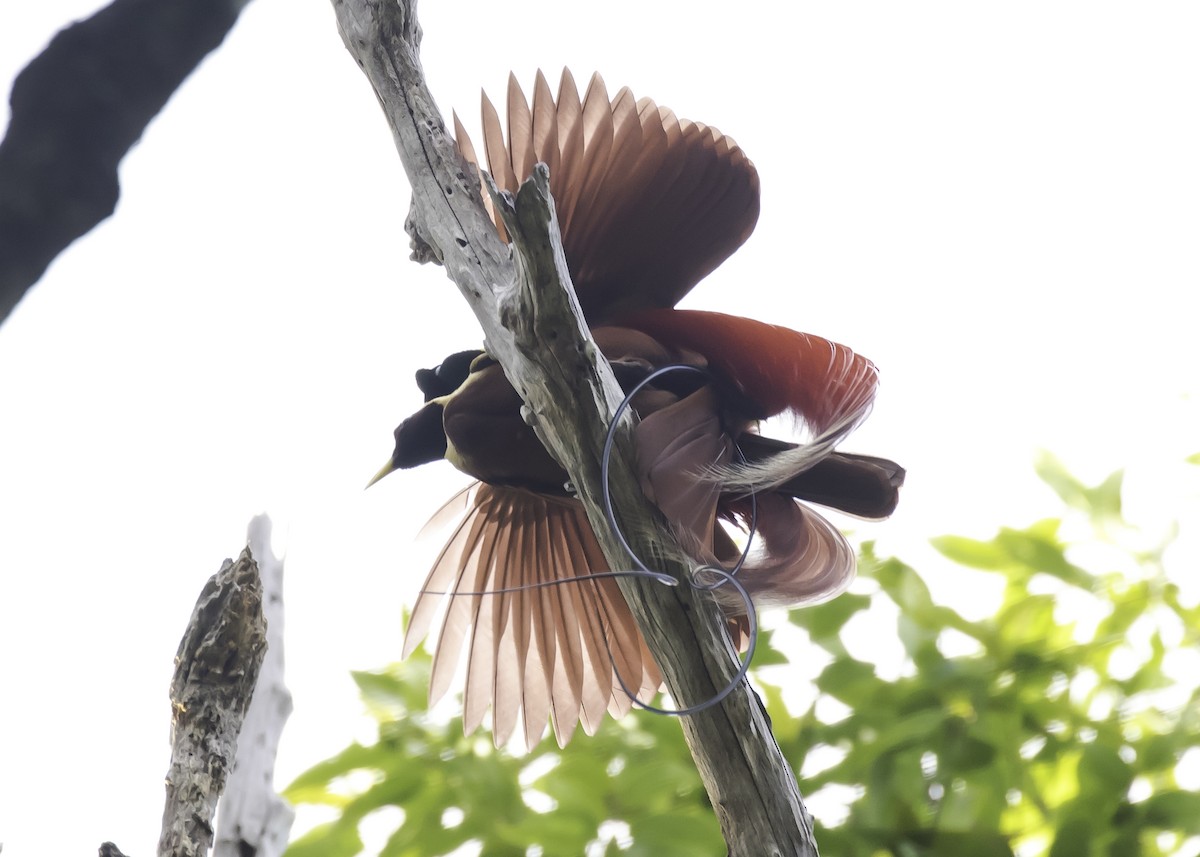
<box><xmin>403</xmin><ymin>483</ymin><xmax>661</xmax><ymax>749</ymax></box>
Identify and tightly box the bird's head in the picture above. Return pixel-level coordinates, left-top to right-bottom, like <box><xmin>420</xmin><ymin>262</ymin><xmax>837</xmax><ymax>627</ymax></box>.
<box><xmin>366</xmin><ymin>349</ymin><xmax>485</xmax><ymax>488</ymax></box>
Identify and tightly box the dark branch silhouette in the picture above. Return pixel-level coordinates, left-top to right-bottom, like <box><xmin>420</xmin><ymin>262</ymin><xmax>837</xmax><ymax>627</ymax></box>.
<box><xmin>0</xmin><ymin>0</ymin><xmax>253</xmax><ymax>326</ymax></box>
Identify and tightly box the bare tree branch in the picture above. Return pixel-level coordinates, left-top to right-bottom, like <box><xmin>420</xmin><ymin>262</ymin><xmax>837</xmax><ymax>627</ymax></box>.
<box><xmin>0</xmin><ymin>0</ymin><xmax>253</xmax><ymax>326</ymax></box>
<box><xmin>158</xmin><ymin>548</ymin><xmax>267</xmax><ymax>857</ymax></box>
<box><xmin>328</xmin><ymin>1</ymin><xmax>817</xmax><ymax>853</ymax></box>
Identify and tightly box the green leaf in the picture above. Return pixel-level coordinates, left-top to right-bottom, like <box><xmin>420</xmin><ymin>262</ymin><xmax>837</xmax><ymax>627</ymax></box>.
<box><xmin>352</xmin><ymin>665</ymin><xmax>427</xmax><ymax>720</ymax></box>
<box><xmin>627</xmin><ymin>811</ymin><xmax>722</xmax><ymax>856</ymax></box>
<box><xmin>283</xmin><ymin>742</ymin><xmax>388</xmax><ymax>802</ymax></box>
<box><xmin>1078</xmin><ymin>743</ymin><xmax>1133</xmax><ymax>797</ymax></box>
<box><xmin>942</xmin><ymin>734</ymin><xmax>997</xmax><ymax>772</ymax></box>
<box><xmin>931</xmin><ymin>535</ymin><xmax>1010</xmax><ymax>570</ymax></box>
<box><xmin>994</xmin><ymin>594</ymin><xmax>1059</xmax><ymax>648</ymax></box>
<box><xmin>871</xmin><ymin>710</ymin><xmax>945</xmax><ymax>755</ymax></box>
<box><xmin>749</xmin><ymin>630</ymin><xmax>793</xmax><ymax>667</ymax></box>
<box><xmin>996</xmin><ymin>523</ymin><xmax>1095</xmax><ymax>589</ymax></box>
<box><xmin>1138</xmin><ymin>732</ymin><xmax>1180</xmax><ymax>771</ymax></box>
<box><xmin>927</xmin><ymin>831</ymin><xmax>1014</xmax><ymax>857</ymax></box>
<box><xmin>284</xmin><ymin>820</ymin><xmax>364</xmax><ymax>857</ymax></box>
<box><xmin>814</xmin><ymin>657</ymin><xmax>878</xmax><ymax>707</ymax></box>
<box><xmin>1047</xmin><ymin>814</ymin><xmax>1092</xmax><ymax>857</ymax></box>
<box><xmin>1036</xmin><ymin>450</ymin><xmax>1125</xmax><ymax>521</ymax></box>
<box><xmin>792</xmin><ymin>591</ymin><xmax>872</xmax><ymax>639</ymax></box>
<box><xmin>1140</xmin><ymin>790</ymin><xmax>1200</xmax><ymax>834</ymax></box>
<box><xmin>874</xmin><ymin>558</ymin><xmax>934</xmax><ymax>613</ymax></box>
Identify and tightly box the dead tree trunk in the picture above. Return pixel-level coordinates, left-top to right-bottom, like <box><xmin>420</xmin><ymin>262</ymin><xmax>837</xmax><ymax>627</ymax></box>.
<box><xmin>158</xmin><ymin>548</ymin><xmax>268</xmax><ymax>857</ymax></box>
<box><xmin>327</xmin><ymin>2</ymin><xmax>818</xmax><ymax>854</ymax></box>
<box><xmin>213</xmin><ymin>516</ymin><xmax>295</xmax><ymax>857</ymax></box>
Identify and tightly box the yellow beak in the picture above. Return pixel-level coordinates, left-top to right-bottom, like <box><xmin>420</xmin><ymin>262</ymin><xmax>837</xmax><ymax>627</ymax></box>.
<box><xmin>365</xmin><ymin>459</ymin><xmax>397</xmax><ymax>489</ymax></box>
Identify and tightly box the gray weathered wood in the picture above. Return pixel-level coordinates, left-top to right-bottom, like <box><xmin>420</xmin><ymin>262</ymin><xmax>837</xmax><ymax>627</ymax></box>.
<box><xmin>328</xmin><ymin>2</ymin><xmax>818</xmax><ymax>853</ymax></box>
<box><xmin>158</xmin><ymin>548</ymin><xmax>267</xmax><ymax>857</ymax></box>
<box><xmin>213</xmin><ymin>516</ymin><xmax>295</xmax><ymax>857</ymax></box>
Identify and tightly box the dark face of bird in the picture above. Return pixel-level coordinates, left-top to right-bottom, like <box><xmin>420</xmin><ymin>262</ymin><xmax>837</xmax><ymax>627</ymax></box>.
<box><xmin>368</xmin><ymin>350</ymin><xmax>568</xmax><ymax>492</ymax></box>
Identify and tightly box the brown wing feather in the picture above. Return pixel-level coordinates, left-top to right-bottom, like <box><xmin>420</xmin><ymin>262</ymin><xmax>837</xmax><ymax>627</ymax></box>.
<box><xmin>452</xmin><ymin>69</ymin><xmax>760</xmax><ymax>324</ymax></box>
<box><xmin>552</xmin><ymin>69</ymin><xmax>586</xmax><ymax>225</ymax></box>
<box><xmin>452</xmin><ymin>111</ymin><xmax>499</xmax><ymax>238</ymax></box>
<box><xmin>480</xmin><ymin>90</ymin><xmax>517</xmax><ymax>203</ymax></box>
<box><xmin>530</xmin><ymin>70</ymin><xmax>560</xmax><ymax>178</ymax></box>
<box><xmin>565</xmin><ymin>73</ymin><xmax>617</xmax><ymax>244</ymax></box>
<box><xmin>506</xmin><ymin>73</ymin><xmax>536</xmax><ymax>184</ymax></box>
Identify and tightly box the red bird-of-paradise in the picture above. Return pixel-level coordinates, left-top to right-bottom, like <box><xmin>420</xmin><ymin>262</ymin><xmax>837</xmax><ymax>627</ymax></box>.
<box><xmin>369</xmin><ymin>69</ymin><xmax>904</xmax><ymax>750</ymax></box>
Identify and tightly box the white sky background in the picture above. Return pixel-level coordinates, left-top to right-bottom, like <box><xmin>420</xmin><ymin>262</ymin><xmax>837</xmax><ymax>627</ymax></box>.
<box><xmin>1</xmin><ymin>0</ymin><xmax>1199</xmax><ymax>853</ymax></box>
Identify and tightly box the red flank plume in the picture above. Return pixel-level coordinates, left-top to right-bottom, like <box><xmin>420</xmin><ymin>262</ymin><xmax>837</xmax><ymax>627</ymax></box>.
<box><xmin>622</xmin><ymin>308</ymin><xmax>879</xmax><ymax>434</ymax></box>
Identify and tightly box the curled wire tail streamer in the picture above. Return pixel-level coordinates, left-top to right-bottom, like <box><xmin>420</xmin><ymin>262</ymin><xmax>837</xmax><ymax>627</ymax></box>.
<box><xmin>600</xmin><ymin>365</ymin><xmax>761</xmax><ymax>717</ymax></box>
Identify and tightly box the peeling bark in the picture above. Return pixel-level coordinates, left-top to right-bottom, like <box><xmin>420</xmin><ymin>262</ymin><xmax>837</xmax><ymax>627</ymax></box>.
<box><xmin>158</xmin><ymin>548</ymin><xmax>267</xmax><ymax>857</ymax></box>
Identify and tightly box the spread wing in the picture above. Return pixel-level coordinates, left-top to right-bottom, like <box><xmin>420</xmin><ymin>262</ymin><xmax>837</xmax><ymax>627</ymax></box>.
<box><xmin>454</xmin><ymin>69</ymin><xmax>760</xmax><ymax>324</ymax></box>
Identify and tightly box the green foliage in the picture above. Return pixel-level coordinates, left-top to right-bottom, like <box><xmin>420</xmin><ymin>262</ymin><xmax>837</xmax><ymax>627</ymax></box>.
<box><xmin>284</xmin><ymin>652</ymin><xmax>713</xmax><ymax>857</ymax></box>
<box><xmin>285</xmin><ymin>458</ymin><xmax>1199</xmax><ymax>856</ymax></box>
